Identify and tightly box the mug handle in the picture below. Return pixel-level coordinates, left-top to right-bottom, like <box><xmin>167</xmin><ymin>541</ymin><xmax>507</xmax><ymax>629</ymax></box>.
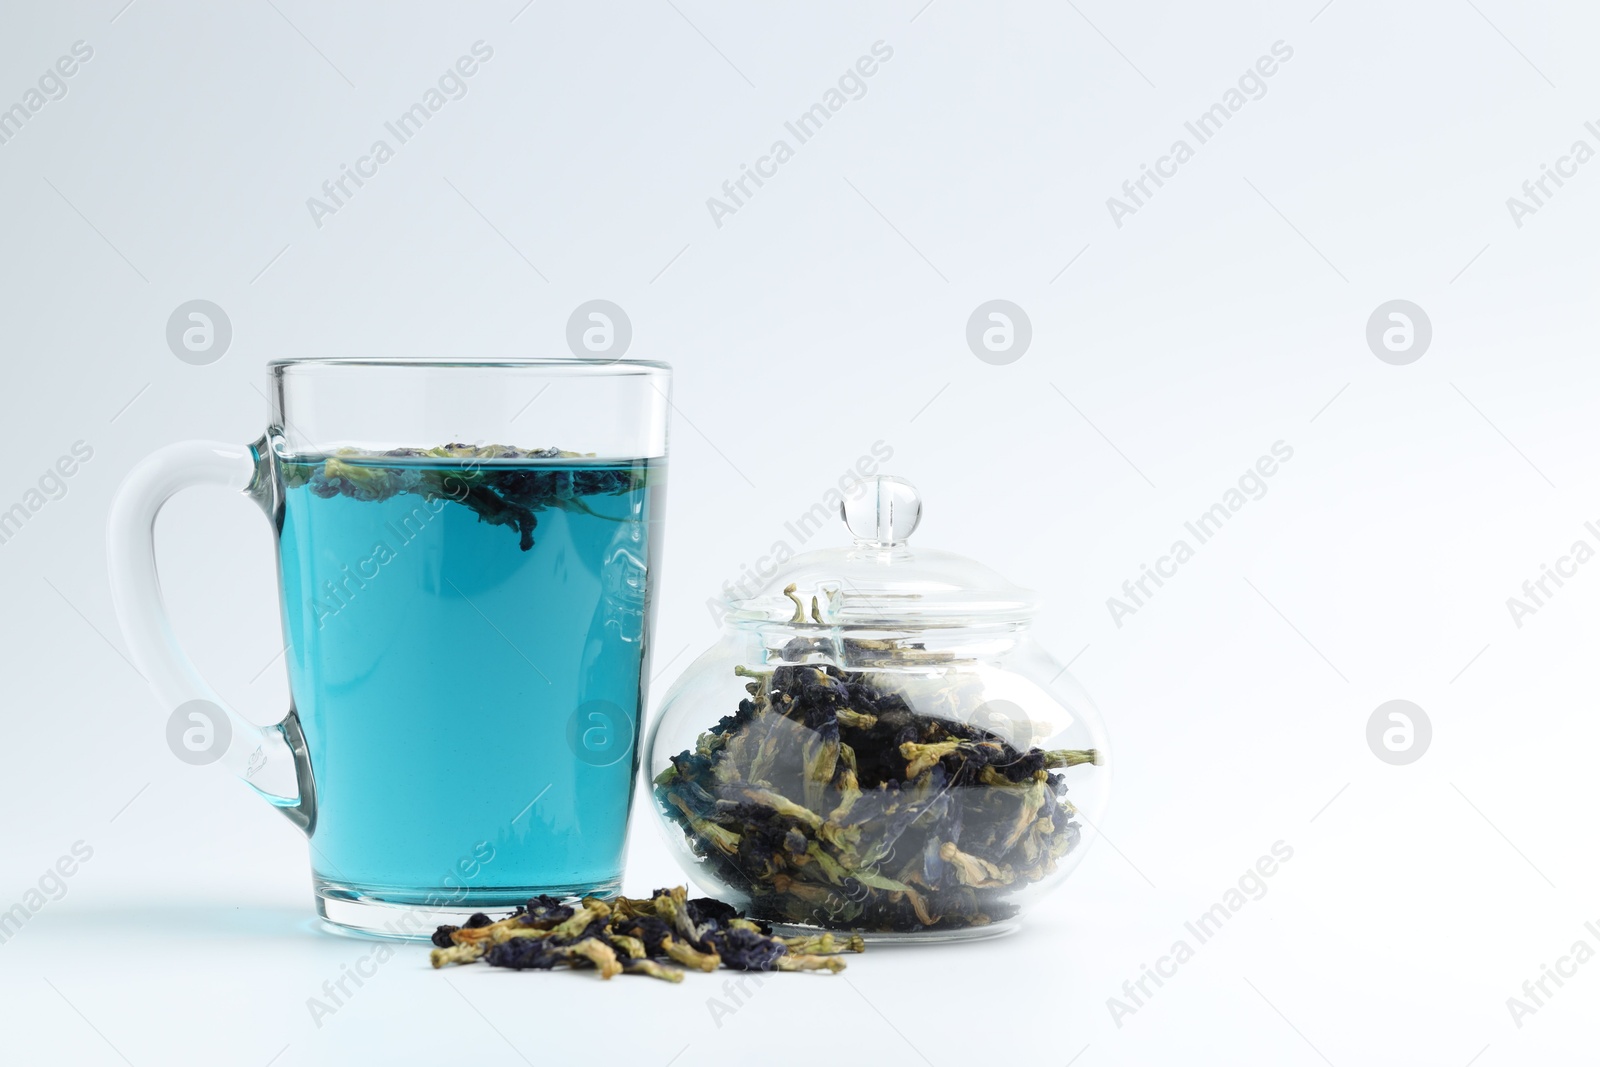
<box><xmin>107</xmin><ymin>436</ymin><xmax>315</xmax><ymax>832</ymax></box>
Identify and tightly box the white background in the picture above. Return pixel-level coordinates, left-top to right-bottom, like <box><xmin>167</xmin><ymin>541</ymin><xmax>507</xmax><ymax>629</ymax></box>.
<box><xmin>3</xmin><ymin>1</ymin><xmax>1598</xmax><ymax>1063</ymax></box>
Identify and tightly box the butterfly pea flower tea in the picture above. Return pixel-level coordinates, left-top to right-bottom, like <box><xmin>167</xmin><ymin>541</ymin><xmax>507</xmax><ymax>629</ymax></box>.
<box><xmin>278</xmin><ymin>444</ymin><xmax>662</xmax><ymax>910</ymax></box>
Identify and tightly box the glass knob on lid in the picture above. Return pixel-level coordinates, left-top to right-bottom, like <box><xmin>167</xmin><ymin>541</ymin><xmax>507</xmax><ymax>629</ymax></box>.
<box><xmin>724</xmin><ymin>474</ymin><xmax>1036</xmax><ymax>626</ymax></box>
<box><xmin>840</xmin><ymin>476</ymin><xmax>921</xmax><ymax>547</ymax></box>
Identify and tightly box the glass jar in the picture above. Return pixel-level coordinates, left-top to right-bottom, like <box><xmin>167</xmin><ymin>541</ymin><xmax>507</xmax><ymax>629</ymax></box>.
<box><xmin>644</xmin><ymin>477</ymin><xmax>1110</xmax><ymax>941</ymax></box>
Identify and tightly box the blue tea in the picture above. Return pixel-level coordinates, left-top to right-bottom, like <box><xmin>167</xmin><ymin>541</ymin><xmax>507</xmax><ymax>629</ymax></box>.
<box><xmin>275</xmin><ymin>449</ymin><xmax>663</xmax><ymax>909</ymax></box>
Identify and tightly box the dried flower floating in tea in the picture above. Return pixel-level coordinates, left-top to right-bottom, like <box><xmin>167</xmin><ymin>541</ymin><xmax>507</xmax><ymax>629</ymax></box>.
<box><xmin>654</xmin><ymin>636</ymin><xmax>1100</xmax><ymax>933</ymax></box>
<box><xmin>428</xmin><ymin>887</ymin><xmax>861</xmax><ymax>981</ymax></box>
<box><xmin>280</xmin><ymin>444</ymin><xmax>649</xmax><ymax>550</ymax></box>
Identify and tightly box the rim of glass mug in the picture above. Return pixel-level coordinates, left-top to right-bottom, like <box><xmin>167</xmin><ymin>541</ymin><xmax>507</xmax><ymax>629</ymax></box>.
<box><xmin>264</xmin><ymin>358</ymin><xmax>672</xmax><ymax>460</ymax></box>
<box><xmin>266</xmin><ymin>356</ymin><xmax>673</xmax><ymax>369</ymax></box>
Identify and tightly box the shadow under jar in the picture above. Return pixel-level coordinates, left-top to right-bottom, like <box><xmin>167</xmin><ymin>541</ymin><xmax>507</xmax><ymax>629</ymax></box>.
<box><xmin>645</xmin><ymin>476</ymin><xmax>1110</xmax><ymax>942</ymax></box>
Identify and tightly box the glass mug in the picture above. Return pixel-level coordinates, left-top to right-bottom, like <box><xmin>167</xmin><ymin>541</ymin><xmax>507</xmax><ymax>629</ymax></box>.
<box><xmin>108</xmin><ymin>359</ymin><xmax>670</xmax><ymax>937</ymax></box>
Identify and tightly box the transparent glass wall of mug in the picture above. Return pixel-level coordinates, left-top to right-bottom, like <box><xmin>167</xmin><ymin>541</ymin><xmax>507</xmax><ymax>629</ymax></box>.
<box><xmin>109</xmin><ymin>359</ymin><xmax>670</xmax><ymax>938</ymax></box>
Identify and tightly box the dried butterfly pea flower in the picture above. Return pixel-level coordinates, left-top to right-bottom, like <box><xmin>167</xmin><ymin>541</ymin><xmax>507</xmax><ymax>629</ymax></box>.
<box><xmin>565</xmin><ymin>939</ymin><xmax>623</xmax><ymax>979</ymax></box>
<box><xmin>621</xmin><ymin>958</ymin><xmax>685</xmax><ymax>982</ymax></box>
<box><xmin>781</xmin><ymin>932</ymin><xmax>865</xmax><ymax>955</ymax></box>
<box><xmin>655</xmin><ymin>659</ymin><xmax>1100</xmax><ymax>933</ymax></box>
<box><xmin>427</xmin><ymin>886</ymin><xmax>853</xmax><ymax>981</ymax></box>
<box><xmin>612</xmin><ymin>914</ymin><xmax>674</xmax><ymax>956</ymax></box>
<box><xmin>702</xmin><ymin>927</ymin><xmax>785</xmax><ymax>971</ymax></box>
<box><xmin>684</xmin><ymin>896</ymin><xmax>739</xmax><ymax>927</ymax></box>
<box><xmin>431</xmin><ymin>942</ymin><xmax>487</xmax><ymax>967</ymax></box>
<box><xmin>606</xmin><ymin>934</ymin><xmax>647</xmax><ymax>960</ymax></box>
<box><xmin>661</xmin><ymin>936</ymin><xmax>720</xmax><ymax>973</ymax></box>
<box><xmin>485</xmin><ymin>937</ymin><xmax>564</xmax><ymax>970</ymax></box>
<box><xmin>775</xmin><ymin>955</ymin><xmax>848</xmax><ymax>973</ymax></box>
<box><xmin>280</xmin><ymin>444</ymin><xmax>649</xmax><ymax>551</ymax></box>
<box><xmin>547</xmin><ymin>900</ymin><xmax>612</xmax><ymax>942</ymax></box>
<box><xmin>521</xmin><ymin>894</ymin><xmax>575</xmax><ymax>927</ymax></box>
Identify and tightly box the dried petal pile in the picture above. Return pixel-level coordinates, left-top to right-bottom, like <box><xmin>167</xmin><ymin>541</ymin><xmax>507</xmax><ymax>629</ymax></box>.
<box><xmin>281</xmin><ymin>444</ymin><xmax>648</xmax><ymax>550</ymax></box>
<box><xmin>655</xmin><ymin>632</ymin><xmax>1100</xmax><ymax>933</ymax></box>
<box><xmin>428</xmin><ymin>886</ymin><xmax>861</xmax><ymax>981</ymax></box>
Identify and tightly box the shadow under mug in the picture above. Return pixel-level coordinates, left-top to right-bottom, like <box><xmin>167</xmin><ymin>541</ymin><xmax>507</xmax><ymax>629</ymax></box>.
<box><xmin>108</xmin><ymin>358</ymin><xmax>670</xmax><ymax>938</ymax></box>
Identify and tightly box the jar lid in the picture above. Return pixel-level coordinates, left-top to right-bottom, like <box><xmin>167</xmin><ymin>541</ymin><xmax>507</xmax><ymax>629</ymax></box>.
<box><xmin>724</xmin><ymin>476</ymin><xmax>1038</xmax><ymax>627</ymax></box>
